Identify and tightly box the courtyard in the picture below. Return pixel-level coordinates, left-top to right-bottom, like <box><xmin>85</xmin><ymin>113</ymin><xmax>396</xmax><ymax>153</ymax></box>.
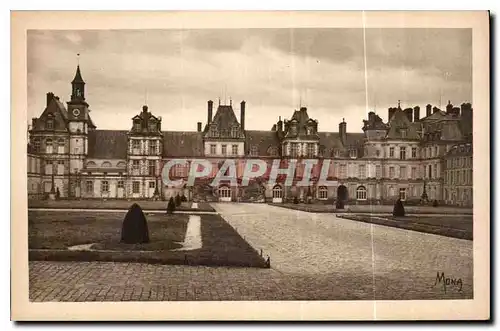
<box><xmin>29</xmin><ymin>203</ymin><xmax>473</xmax><ymax>301</ymax></box>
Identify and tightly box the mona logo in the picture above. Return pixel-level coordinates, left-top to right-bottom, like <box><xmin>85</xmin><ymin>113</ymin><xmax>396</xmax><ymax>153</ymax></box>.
<box><xmin>434</xmin><ymin>272</ymin><xmax>463</xmax><ymax>293</ymax></box>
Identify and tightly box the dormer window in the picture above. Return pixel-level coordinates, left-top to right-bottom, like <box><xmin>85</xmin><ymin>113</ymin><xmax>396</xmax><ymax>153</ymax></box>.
<box><xmin>250</xmin><ymin>145</ymin><xmax>258</xmax><ymax>156</ymax></box>
<box><xmin>149</xmin><ymin>119</ymin><xmax>156</xmax><ymax>131</ymax></box>
<box><xmin>46</xmin><ymin>119</ymin><xmax>54</xmax><ymax>130</ymax></box>
<box><xmin>134</xmin><ymin>120</ymin><xmax>141</xmax><ymax>130</ymax></box>
<box><xmin>334</xmin><ymin>149</ymin><xmax>340</xmax><ymax>158</ymax></box>
<box><xmin>231</xmin><ymin>127</ymin><xmax>239</xmax><ymax>138</ymax></box>
<box><xmin>349</xmin><ymin>149</ymin><xmax>357</xmax><ymax>158</ymax></box>
<box><xmin>401</xmin><ymin>129</ymin><xmax>407</xmax><ymax>138</ymax></box>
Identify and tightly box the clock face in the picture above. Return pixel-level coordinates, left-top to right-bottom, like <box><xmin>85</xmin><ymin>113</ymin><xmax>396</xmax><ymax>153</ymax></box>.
<box><xmin>72</xmin><ymin>108</ymin><xmax>81</xmax><ymax>116</ymax></box>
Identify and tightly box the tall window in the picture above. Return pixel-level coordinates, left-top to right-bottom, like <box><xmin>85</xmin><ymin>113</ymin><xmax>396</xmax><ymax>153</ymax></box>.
<box><xmin>389</xmin><ymin>147</ymin><xmax>395</xmax><ymax>158</ymax></box>
<box><xmin>149</xmin><ymin>181</ymin><xmax>155</xmax><ymax>189</ymax></box>
<box><xmin>173</xmin><ymin>164</ymin><xmax>185</xmax><ymax>177</ymax></box>
<box><xmin>399</xmin><ymin>147</ymin><xmax>406</xmax><ymax>160</ymax></box>
<box><xmin>400</xmin><ymin>129</ymin><xmax>407</xmax><ymax>138</ymax></box>
<box><xmin>290</xmin><ymin>143</ymin><xmax>299</xmax><ymax>157</ymax></box>
<box><xmin>101</xmin><ymin>181</ymin><xmax>109</xmax><ymax>192</ymax></box>
<box><xmin>434</xmin><ymin>146</ymin><xmax>438</xmax><ymax>157</ymax></box>
<box><xmin>132</xmin><ymin>181</ymin><xmax>140</xmax><ymax>194</ymax></box>
<box><xmin>132</xmin><ymin>160</ymin><xmax>140</xmax><ymax>175</ymax></box>
<box><xmin>399</xmin><ymin>188</ymin><xmax>407</xmax><ymax>201</ymax></box>
<box><xmin>339</xmin><ymin>164</ymin><xmax>347</xmax><ymax>178</ymax></box>
<box><xmin>411</xmin><ymin>147</ymin><xmax>417</xmax><ymax>158</ymax></box>
<box><xmin>210</xmin><ymin>144</ymin><xmax>216</xmax><ymax>155</ymax></box>
<box><xmin>148</xmin><ymin>160</ymin><xmax>156</xmax><ymax>176</ymax></box>
<box><xmin>411</xmin><ymin>167</ymin><xmax>417</xmax><ymax>179</ymax></box>
<box><xmin>318</xmin><ymin>186</ymin><xmax>328</xmax><ymax>199</ymax></box>
<box><xmin>307</xmin><ymin>143</ymin><xmax>315</xmax><ymax>157</ymax></box>
<box><xmin>149</xmin><ymin>140</ymin><xmax>157</xmax><ymax>155</ymax></box>
<box><xmin>117</xmin><ymin>181</ymin><xmax>124</xmax><ymax>189</ymax></box>
<box><xmin>86</xmin><ymin>181</ymin><xmax>93</xmax><ymax>193</ymax></box>
<box><xmin>231</xmin><ymin>127</ymin><xmax>239</xmax><ymax>138</ymax></box>
<box><xmin>389</xmin><ymin>166</ymin><xmax>395</xmax><ymax>178</ymax></box>
<box><xmin>57</xmin><ymin>160</ymin><xmax>65</xmax><ymax>175</ymax></box>
<box><xmin>358</xmin><ymin>165</ymin><xmax>366</xmax><ymax>179</ymax></box>
<box><xmin>428</xmin><ymin>165</ymin><xmax>432</xmax><ymax>178</ymax></box>
<box><xmin>400</xmin><ymin>166</ymin><xmax>407</xmax><ymax>180</ymax></box>
<box><xmin>149</xmin><ymin>120</ymin><xmax>156</xmax><ymax>132</ymax></box>
<box><xmin>433</xmin><ymin>165</ymin><xmax>438</xmax><ymax>179</ymax></box>
<box><xmin>376</xmin><ymin>165</ymin><xmax>381</xmax><ymax>178</ymax></box>
<box><xmin>134</xmin><ymin>120</ymin><xmax>141</xmax><ymax>131</ymax></box>
<box><xmin>46</xmin><ymin>119</ymin><xmax>54</xmax><ymax>130</ymax></box>
<box><xmin>57</xmin><ymin>139</ymin><xmax>65</xmax><ymax>154</ymax></box>
<box><xmin>232</xmin><ymin>144</ymin><xmax>238</xmax><ymax>155</ymax></box>
<box><xmin>33</xmin><ymin>138</ymin><xmax>41</xmax><ymax>153</ymax></box>
<box><xmin>221</xmin><ymin>144</ymin><xmax>227</xmax><ymax>156</ymax></box>
<box><xmin>45</xmin><ymin>139</ymin><xmax>53</xmax><ymax>154</ymax></box>
<box><xmin>349</xmin><ymin>149</ymin><xmax>357</xmax><ymax>158</ymax></box>
<box><xmin>132</xmin><ymin>140</ymin><xmax>140</xmax><ymax>153</ymax></box>
<box><xmin>356</xmin><ymin>186</ymin><xmax>367</xmax><ymax>201</ymax></box>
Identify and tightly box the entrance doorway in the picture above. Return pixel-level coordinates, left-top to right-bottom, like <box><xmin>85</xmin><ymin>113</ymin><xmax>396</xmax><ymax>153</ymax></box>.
<box><xmin>218</xmin><ymin>185</ymin><xmax>232</xmax><ymax>202</ymax></box>
<box><xmin>337</xmin><ymin>185</ymin><xmax>348</xmax><ymax>202</ymax></box>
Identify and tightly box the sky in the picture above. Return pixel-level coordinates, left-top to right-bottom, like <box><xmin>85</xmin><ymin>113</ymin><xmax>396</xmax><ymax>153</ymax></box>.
<box><xmin>27</xmin><ymin>28</ymin><xmax>472</xmax><ymax>133</ymax></box>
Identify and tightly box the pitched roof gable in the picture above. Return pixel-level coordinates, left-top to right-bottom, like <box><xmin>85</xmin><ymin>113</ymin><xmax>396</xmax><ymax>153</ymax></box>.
<box><xmin>386</xmin><ymin>109</ymin><xmax>420</xmax><ymax>140</ymax></box>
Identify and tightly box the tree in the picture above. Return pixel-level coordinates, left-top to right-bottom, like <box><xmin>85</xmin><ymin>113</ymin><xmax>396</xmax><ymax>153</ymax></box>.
<box><xmin>55</xmin><ymin>187</ymin><xmax>60</xmax><ymax>200</ymax></box>
<box><xmin>175</xmin><ymin>194</ymin><xmax>181</xmax><ymax>207</ymax></box>
<box><xmin>167</xmin><ymin>197</ymin><xmax>176</xmax><ymax>214</ymax></box>
<box><xmin>121</xmin><ymin>203</ymin><xmax>150</xmax><ymax>244</ymax></box>
<box><xmin>393</xmin><ymin>198</ymin><xmax>405</xmax><ymax>217</ymax></box>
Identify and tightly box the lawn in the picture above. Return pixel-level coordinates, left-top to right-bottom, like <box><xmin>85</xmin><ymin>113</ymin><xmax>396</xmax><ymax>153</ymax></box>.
<box><xmin>339</xmin><ymin>214</ymin><xmax>473</xmax><ymax>240</ymax></box>
<box><xmin>271</xmin><ymin>203</ymin><xmax>473</xmax><ymax>215</ymax></box>
<box><xmin>29</xmin><ymin>211</ymin><xmax>267</xmax><ymax>268</ymax></box>
<box><xmin>28</xmin><ymin>199</ymin><xmax>215</xmax><ymax>212</ymax></box>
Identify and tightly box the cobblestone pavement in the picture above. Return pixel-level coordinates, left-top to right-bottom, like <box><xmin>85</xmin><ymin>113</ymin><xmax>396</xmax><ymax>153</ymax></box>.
<box><xmin>30</xmin><ymin>203</ymin><xmax>473</xmax><ymax>301</ymax></box>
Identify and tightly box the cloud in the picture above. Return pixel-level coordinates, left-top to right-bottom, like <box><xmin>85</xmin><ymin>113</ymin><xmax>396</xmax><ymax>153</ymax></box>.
<box><xmin>27</xmin><ymin>28</ymin><xmax>472</xmax><ymax>133</ymax></box>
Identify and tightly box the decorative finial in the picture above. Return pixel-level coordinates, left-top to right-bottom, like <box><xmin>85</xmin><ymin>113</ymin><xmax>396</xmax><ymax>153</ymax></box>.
<box><xmin>77</xmin><ymin>53</ymin><xmax>80</xmax><ymax>65</ymax></box>
<box><xmin>398</xmin><ymin>99</ymin><xmax>401</xmax><ymax>108</ymax></box>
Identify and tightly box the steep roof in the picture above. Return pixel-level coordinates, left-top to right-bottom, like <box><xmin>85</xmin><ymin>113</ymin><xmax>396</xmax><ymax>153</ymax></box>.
<box><xmin>245</xmin><ymin>130</ymin><xmax>280</xmax><ymax>156</ymax></box>
<box><xmin>318</xmin><ymin>132</ymin><xmax>365</xmax><ymax>157</ymax></box>
<box><xmin>163</xmin><ymin>131</ymin><xmax>204</xmax><ymax>157</ymax></box>
<box><xmin>205</xmin><ymin>104</ymin><xmax>245</xmax><ymax>139</ymax></box>
<box><xmin>386</xmin><ymin>109</ymin><xmax>421</xmax><ymax>140</ymax></box>
<box><xmin>31</xmin><ymin>96</ymin><xmax>69</xmax><ymax>132</ymax></box>
<box><xmin>88</xmin><ymin>130</ymin><xmax>128</xmax><ymax>159</ymax></box>
<box><xmin>72</xmin><ymin>65</ymin><xmax>85</xmax><ymax>84</ymax></box>
<box><xmin>283</xmin><ymin>107</ymin><xmax>319</xmax><ymax>140</ymax></box>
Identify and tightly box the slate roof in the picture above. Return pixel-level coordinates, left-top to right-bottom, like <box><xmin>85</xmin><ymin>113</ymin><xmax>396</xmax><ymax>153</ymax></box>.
<box><xmin>385</xmin><ymin>109</ymin><xmax>421</xmax><ymax>140</ymax></box>
<box><xmin>88</xmin><ymin>130</ymin><xmax>128</xmax><ymax>159</ymax></box>
<box><xmin>283</xmin><ymin>107</ymin><xmax>320</xmax><ymax>140</ymax></box>
<box><xmin>245</xmin><ymin>130</ymin><xmax>280</xmax><ymax>156</ymax></box>
<box><xmin>163</xmin><ymin>131</ymin><xmax>204</xmax><ymax>157</ymax></box>
<box><xmin>318</xmin><ymin>132</ymin><xmax>365</xmax><ymax>157</ymax></box>
<box><xmin>205</xmin><ymin>104</ymin><xmax>245</xmax><ymax>139</ymax></box>
<box><xmin>72</xmin><ymin>65</ymin><xmax>85</xmax><ymax>84</ymax></box>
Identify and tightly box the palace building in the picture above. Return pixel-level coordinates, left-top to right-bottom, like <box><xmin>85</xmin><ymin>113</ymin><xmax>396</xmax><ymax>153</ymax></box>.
<box><xmin>27</xmin><ymin>65</ymin><xmax>473</xmax><ymax>206</ymax></box>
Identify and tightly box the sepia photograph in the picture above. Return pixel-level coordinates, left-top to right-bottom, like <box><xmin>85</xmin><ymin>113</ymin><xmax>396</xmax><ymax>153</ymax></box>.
<box><xmin>11</xmin><ymin>10</ymin><xmax>490</xmax><ymax>321</ymax></box>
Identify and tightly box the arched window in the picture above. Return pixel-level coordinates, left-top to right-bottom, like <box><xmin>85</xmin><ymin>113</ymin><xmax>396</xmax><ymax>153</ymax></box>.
<box><xmin>86</xmin><ymin>161</ymin><xmax>97</xmax><ymax>168</ymax></box>
<box><xmin>272</xmin><ymin>185</ymin><xmax>283</xmax><ymax>199</ymax></box>
<box><xmin>318</xmin><ymin>186</ymin><xmax>328</xmax><ymax>200</ymax></box>
<box><xmin>218</xmin><ymin>185</ymin><xmax>231</xmax><ymax>198</ymax></box>
<box><xmin>117</xmin><ymin>161</ymin><xmax>126</xmax><ymax>168</ymax></box>
<box><xmin>45</xmin><ymin>139</ymin><xmax>53</xmax><ymax>154</ymax></box>
<box><xmin>101</xmin><ymin>161</ymin><xmax>112</xmax><ymax>168</ymax></box>
<box><xmin>356</xmin><ymin>186</ymin><xmax>367</xmax><ymax>201</ymax></box>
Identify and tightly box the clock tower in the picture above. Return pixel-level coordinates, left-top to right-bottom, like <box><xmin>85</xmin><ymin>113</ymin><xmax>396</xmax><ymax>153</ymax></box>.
<box><xmin>67</xmin><ymin>64</ymin><xmax>91</xmax><ymax>197</ymax></box>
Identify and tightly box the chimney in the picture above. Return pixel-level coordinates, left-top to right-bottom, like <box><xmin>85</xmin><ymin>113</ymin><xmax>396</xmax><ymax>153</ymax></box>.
<box><xmin>404</xmin><ymin>108</ymin><xmax>413</xmax><ymax>122</ymax></box>
<box><xmin>207</xmin><ymin>100</ymin><xmax>213</xmax><ymax>125</ymax></box>
<box><xmin>461</xmin><ymin>103</ymin><xmax>473</xmax><ymax>118</ymax></box>
<box><xmin>426</xmin><ymin>104</ymin><xmax>432</xmax><ymax>117</ymax></box>
<box><xmin>388</xmin><ymin>107</ymin><xmax>396</xmax><ymax>122</ymax></box>
<box><xmin>277</xmin><ymin>116</ymin><xmax>283</xmax><ymax>132</ymax></box>
<box><xmin>368</xmin><ymin>111</ymin><xmax>375</xmax><ymax>122</ymax></box>
<box><xmin>197</xmin><ymin>122</ymin><xmax>202</xmax><ymax>132</ymax></box>
<box><xmin>446</xmin><ymin>100</ymin><xmax>453</xmax><ymax>114</ymax></box>
<box><xmin>413</xmin><ymin>106</ymin><xmax>420</xmax><ymax>122</ymax></box>
<box><xmin>240</xmin><ymin>100</ymin><xmax>246</xmax><ymax>131</ymax></box>
<box><xmin>46</xmin><ymin>92</ymin><xmax>54</xmax><ymax>106</ymax></box>
<box><xmin>339</xmin><ymin>118</ymin><xmax>347</xmax><ymax>146</ymax></box>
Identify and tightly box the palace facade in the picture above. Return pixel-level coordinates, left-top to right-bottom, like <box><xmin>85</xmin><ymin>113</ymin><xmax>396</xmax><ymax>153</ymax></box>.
<box><xmin>27</xmin><ymin>65</ymin><xmax>474</xmax><ymax>206</ymax></box>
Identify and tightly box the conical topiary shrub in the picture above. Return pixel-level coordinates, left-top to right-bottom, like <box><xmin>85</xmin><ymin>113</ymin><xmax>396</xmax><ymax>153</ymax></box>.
<box><xmin>175</xmin><ymin>194</ymin><xmax>182</xmax><ymax>207</ymax></box>
<box><xmin>432</xmin><ymin>199</ymin><xmax>439</xmax><ymax>207</ymax></box>
<box><xmin>336</xmin><ymin>199</ymin><xmax>344</xmax><ymax>210</ymax></box>
<box><xmin>393</xmin><ymin>199</ymin><xmax>405</xmax><ymax>217</ymax></box>
<box><xmin>167</xmin><ymin>197</ymin><xmax>176</xmax><ymax>214</ymax></box>
<box><xmin>121</xmin><ymin>203</ymin><xmax>150</xmax><ymax>244</ymax></box>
